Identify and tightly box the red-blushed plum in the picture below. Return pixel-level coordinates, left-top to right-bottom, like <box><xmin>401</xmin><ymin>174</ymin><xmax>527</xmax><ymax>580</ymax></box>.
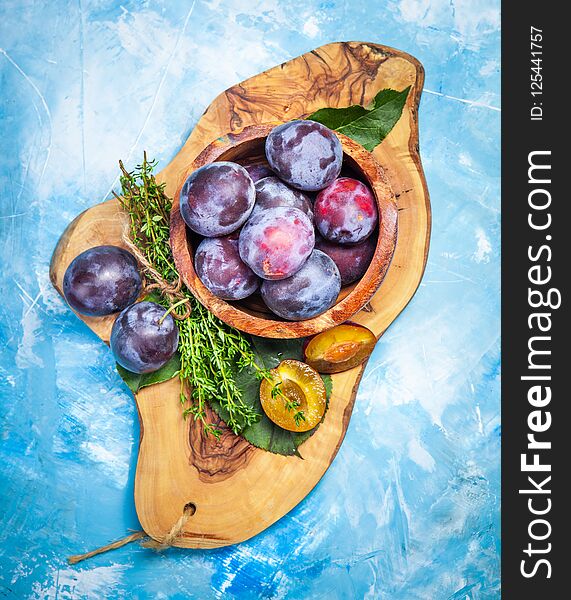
<box><xmin>239</xmin><ymin>206</ymin><xmax>314</xmax><ymax>280</ymax></box>
<box><xmin>179</xmin><ymin>162</ymin><xmax>255</xmax><ymax>236</ymax></box>
<box><xmin>261</xmin><ymin>250</ymin><xmax>341</xmax><ymax>320</ymax></box>
<box><xmin>194</xmin><ymin>235</ymin><xmax>259</xmax><ymax>300</ymax></box>
<box><xmin>315</xmin><ymin>233</ymin><xmax>376</xmax><ymax>285</ymax></box>
<box><xmin>265</xmin><ymin>121</ymin><xmax>342</xmax><ymax>192</ymax></box>
<box><xmin>244</xmin><ymin>162</ymin><xmax>274</xmax><ymax>182</ymax></box>
<box><xmin>110</xmin><ymin>301</ymin><xmax>179</xmax><ymax>374</ymax></box>
<box><xmin>314</xmin><ymin>177</ymin><xmax>378</xmax><ymax>244</ymax></box>
<box><xmin>251</xmin><ymin>176</ymin><xmax>314</xmax><ymax>221</ymax></box>
<box><xmin>63</xmin><ymin>245</ymin><xmax>142</xmax><ymax>317</ymax></box>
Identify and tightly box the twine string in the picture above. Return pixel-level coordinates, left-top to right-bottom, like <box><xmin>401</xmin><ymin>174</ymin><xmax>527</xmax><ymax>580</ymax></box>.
<box><xmin>67</xmin><ymin>531</ymin><xmax>146</xmax><ymax>565</ymax></box>
<box><xmin>121</xmin><ymin>230</ymin><xmax>192</xmax><ymax>321</ymax></box>
<box><xmin>67</xmin><ymin>503</ymin><xmax>196</xmax><ymax>565</ymax></box>
<box><xmin>142</xmin><ymin>503</ymin><xmax>196</xmax><ymax>551</ymax></box>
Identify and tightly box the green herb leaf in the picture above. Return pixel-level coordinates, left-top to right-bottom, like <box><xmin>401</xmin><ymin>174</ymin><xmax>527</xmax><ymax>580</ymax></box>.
<box><xmin>322</xmin><ymin>372</ymin><xmax>333</xmax><ymax>399</ymax></box>
<box><xmin>307</xmin><ymin>86</ymin><xmax>411</xmax><ymax>151</ymax></box>
<box><xmin>250</xmin><ymin>336</ymin><xmax>305</xmax><ymax>367</ymax></box>
<box><xmin>116</xmin><ymin>352</ymin><xmax>181</xmax><ymax>393</ymax></box>
<box><xmin>208</xmin><ymin>336</ymin><xmax>333</xmax><ymax>457</ymax></box>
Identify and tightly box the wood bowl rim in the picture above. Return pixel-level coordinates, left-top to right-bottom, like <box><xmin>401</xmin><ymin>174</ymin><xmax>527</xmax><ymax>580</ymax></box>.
<box><xmin>170</xmin><ymin>123</ymin><xmax>398</xmax><ymax>339</ymax></box>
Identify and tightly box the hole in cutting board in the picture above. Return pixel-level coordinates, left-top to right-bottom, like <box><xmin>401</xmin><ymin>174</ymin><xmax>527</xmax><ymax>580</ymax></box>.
<box><xmin>184</xmin><ymin>502</ymin><xmax>197</xmax><ymax>516</ymax></box>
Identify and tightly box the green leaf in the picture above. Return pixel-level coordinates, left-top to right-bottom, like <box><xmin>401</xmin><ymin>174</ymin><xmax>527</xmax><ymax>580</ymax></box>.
<box><xmin>116</xmin><ymin>352</ymin><xmax>181</xmax><ymax>393</ymax></box>
<box><xmin>250</xmin><ymin>336</ymin><xmax>305</xmax><ymax>367</ymax></box>
<box><xmin>307</xmin><ymin>86</ymin><xmax>411</xmax><ymax>151</ymax></box>
<box><xmin>208</xmin><ymin>336</ymin><xmax>333</xmax><ymax>457</ymax></box>
<box><xmin>322</xmin><ymin>373</ymin><xmax>333</xmax><ymax>399</ymax></box>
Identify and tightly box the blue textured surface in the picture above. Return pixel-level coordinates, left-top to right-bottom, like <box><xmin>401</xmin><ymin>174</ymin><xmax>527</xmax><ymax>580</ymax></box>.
<box><xmin>0</xmin><ymin>1</ymin><xmax>500</xmax><ymax>598</ymax></box>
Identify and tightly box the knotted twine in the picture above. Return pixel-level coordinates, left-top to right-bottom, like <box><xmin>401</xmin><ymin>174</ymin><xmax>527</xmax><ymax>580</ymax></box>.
<box><xmin>67</xmin><ymin>503</ymin><xmax>197</xmax><ymax>565</ymax></box>
<box><xmin>121</xmin><ymin>231</ymin><xmax>192</xmax><ymax>321</ymax></box>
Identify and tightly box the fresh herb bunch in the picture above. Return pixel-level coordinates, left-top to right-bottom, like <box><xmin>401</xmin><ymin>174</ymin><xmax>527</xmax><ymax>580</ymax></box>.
<box><xmin>115</xmin><ymin>154</ymin><xmax>265</xmax><ymax>437</ymax></box>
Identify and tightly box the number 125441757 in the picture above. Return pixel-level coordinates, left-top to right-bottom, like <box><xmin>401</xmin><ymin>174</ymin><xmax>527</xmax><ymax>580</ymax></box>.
<box><xmin>530</xmin><ymin>26</ymin><xmax>543</xmax><ymax>121</ymax></box>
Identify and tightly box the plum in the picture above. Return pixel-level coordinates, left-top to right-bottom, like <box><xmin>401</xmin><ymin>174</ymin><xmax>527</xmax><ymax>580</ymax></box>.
<box><xmin>259</xmin><ymin>360</ymin><xmax>326</xmax><ymax>432</ymax></box>
<box><xmin>303</xmin><ymin>323</ymin><xmax>377</xmax><ymax>373</ymax></box>
<box><xmin>194</xmin><ymin>235</ymin><xmax>259</xmax><ymax>300</ymax></box>
<box><xmin>63</xmin><ymin>245</ymin><xmax>142</xmax><ymax>317</ymax></box>
<box><xmin>244</xmin><ymin>162</ymin><xmax>274</xmax><ymax>182</ymax></box>
<box><xmin>251</xmin><ymin>176</ymin><xmax>313</xmax><ymax>221</ymax></box>
<box><xmin>315</xmin><ymin>233</ymin><xmax>376</xmax><ymax>285</ymax></box>
<box><xmin>179</xmin><ymin>161</ymin><xmax>255</xmax><ymax>237</ymax></box>
<box><xmin>314</xmin><ymin>177</ymin><xmax>378</xmax><ymax>244</ymax></box>
<box><xmin>110</xmin><ymin>301</ymin><xmax>179</xmax><ymax>374</ymax></box>
<box><xmin>260</xmin><ymin>250</ymin><xmax>341</xmax><ymax>320</ymax></box>
<box><xmin>239</xmin><ymin>206</ymin><xmax>314</xmax><ymax>280</ymax></box>
<box><xmin>265</xmin><ymin>120</ymin><xmax>342</xmax><ymax>191</ymax></box>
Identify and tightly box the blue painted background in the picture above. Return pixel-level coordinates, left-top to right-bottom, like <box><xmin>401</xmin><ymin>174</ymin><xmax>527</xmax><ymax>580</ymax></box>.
<box><xmin>0</xmin><ymin>0</ymin><xmax>500</xmax><ymax>598</ymax></box>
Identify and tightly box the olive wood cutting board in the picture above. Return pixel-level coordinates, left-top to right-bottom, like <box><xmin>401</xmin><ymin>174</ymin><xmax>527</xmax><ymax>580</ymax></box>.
<box><xmin>50</xmin><ymin>41</ymin><xmax>430</xmax><ymax>548</ymax></box>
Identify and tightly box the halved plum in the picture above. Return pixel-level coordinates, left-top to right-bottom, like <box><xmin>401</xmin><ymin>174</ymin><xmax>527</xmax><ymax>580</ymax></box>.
<box><xmin>259</xmin><ymin>359</ymin><xmax>326</xmax><ymax>432</ymax></box>
<box><xmin>303</xmin><ymin>323</ymin><xmax>377</xmax><ymax>373</ymax></box>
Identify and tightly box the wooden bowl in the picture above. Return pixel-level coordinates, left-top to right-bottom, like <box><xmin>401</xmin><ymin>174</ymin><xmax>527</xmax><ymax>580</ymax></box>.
<box><xmin>170</xmin><ymin>124</ymin><xmax>398</xmax><ymax>338</ymax></box>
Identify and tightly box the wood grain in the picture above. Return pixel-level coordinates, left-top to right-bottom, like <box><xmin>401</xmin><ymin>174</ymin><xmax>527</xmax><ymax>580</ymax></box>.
<box><xmin>170</xmin><ymin>124</ymin><xmax>398</xmax><ymax>338</ymax></box>
<box><xmin>49</xmin><ymin>41</ymin><xmax>430</xmax><ymax>548</ymax></box>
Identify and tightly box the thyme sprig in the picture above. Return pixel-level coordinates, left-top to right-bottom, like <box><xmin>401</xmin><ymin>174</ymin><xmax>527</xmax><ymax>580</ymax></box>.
<box><xmin>114</xmin><ymin>153</ymin><xmax>260</xmax><ymax>438</ymax></box>
<box><xmin>270</xmin><ymin>380</ymin><xmax>306</xmax><ymax>426</ymax></box>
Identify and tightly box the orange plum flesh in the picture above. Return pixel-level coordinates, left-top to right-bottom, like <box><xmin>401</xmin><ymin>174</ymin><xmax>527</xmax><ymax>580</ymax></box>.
<box><xmin>260</xmin><ymin>359</ymin><xmax>326</xmax><ymax>432</ymax></box>
<box><xmin>303</xmin><ymin>323</ymin><xmax>377</xmax><ymax>373</ymax></box>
